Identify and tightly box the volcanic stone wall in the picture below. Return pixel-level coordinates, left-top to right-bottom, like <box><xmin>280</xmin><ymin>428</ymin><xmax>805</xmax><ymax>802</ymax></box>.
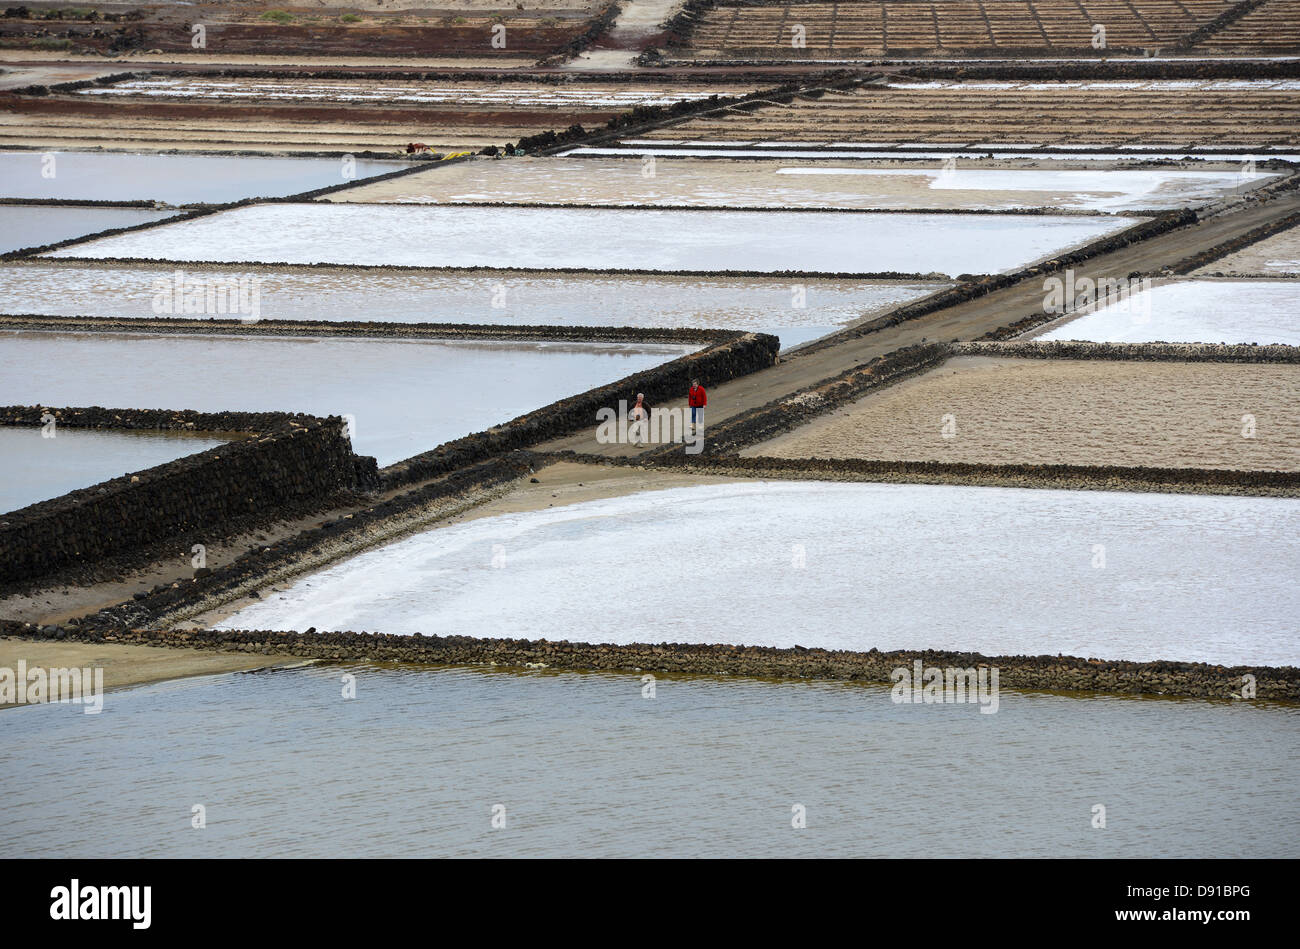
<box><xmin>0</xmin><ymin>407</ymin><xmax>378</xmax><ymax>585</ymax></box>
<box><xmin>382</xmin><ymin>330</ymin><xmax>780</xmax><ymax>487</ymax></box>
<box><xmin>5</xmin><ymin>620</ymin><xmax>1293</xmax><ymax>701</ymax></box>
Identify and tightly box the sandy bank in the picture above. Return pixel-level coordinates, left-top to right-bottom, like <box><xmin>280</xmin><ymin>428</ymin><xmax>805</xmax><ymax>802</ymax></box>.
<box><xmin>0</xmin><ymin>636</ymin><xmax>291</xmax><ymax>708</ymax></box>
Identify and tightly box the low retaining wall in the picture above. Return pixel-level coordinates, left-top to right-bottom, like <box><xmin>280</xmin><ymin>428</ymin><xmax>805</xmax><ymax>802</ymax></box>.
<box><xmin>0</xmin><ymin>407</ymin><xmax>378</xmax><ymax>586</ymax></box>
<box><xmin>900</xmin><ymin>59</ymin><xmax>1300</xmax><ymax>81</ymax></box>
<box><xmin>5</xmin><ymin>622</ymin><xmax>1293</xmax><ymax>700</ymax></box>
<box><xmin>957</xmin><ymin>340</ymin><xmax>1300</xmax><ymax>363</ymax></box>
<box><xmin>1174</xmin><ymin>211</ymin><xmax>1300</xmax><ymax>276</ymax></box>
<box><xmin>0</xmin><ymin>314</ymin><xmax>734</xmax><ymax>346</ymax></box>
<box><xmin>382</xmin><ymin>330</ymin><xmax>779</xmax><ymax>487</ymax></box>
<box><xmin>557</xmin><ymin>451</ymin><xmax>1300</xmax><ymax>497</ymax></box>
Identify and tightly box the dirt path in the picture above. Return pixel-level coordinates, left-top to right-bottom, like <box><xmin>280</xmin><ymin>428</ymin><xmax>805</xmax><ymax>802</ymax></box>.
<box><xmin>537</xmin><ymin>190</ymin><xmax>1300</xmax><ymax>456</ymax></box>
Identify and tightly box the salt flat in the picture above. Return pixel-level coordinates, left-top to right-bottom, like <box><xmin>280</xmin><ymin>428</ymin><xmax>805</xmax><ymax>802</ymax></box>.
<box><xmin>44</xmin><ymin>203</ymin><xmax>1134</xmax><ymax>276</ymax></box>
<box><xmin>0</xmin><ymin>262</ymin><xmax>946</xmax><ymax>350</ymax></box>
<box><xmin>331</xmin><ymin>157</ymin><xmax>1258</xmax><ymax>212</ymax></box>
<box><xmin>1034</xmin><ymin>280</ymin><xmax>1300</xmax><ymax>344</ymax></box>
<box><xmin>218</xmin><ymin>481</ymin><xmax>1300</xmax><ymax>666</ymax></box>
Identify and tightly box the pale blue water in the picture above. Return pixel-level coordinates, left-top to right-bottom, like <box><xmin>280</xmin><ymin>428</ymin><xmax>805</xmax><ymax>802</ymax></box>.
<box><xmin>0</xmin><ymin>663</ymin><xmax>1294</xmax><ymax>858</ymax></box>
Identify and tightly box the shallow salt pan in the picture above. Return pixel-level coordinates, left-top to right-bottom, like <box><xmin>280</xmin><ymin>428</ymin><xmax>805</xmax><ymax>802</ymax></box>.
<box><xmin>0</xmin><ymin>263</ymin><xmax>944</xmax><ymax>351</ymax></box>
<box><xmin>0</xmin><ymin>205</ymin><xmax>176</xmax><ymax>255</ymax></box>
<box><xmin>0</xmin><ymin>151</ymin><xmax>405</xmax><ymax>204</ymax></box>
<box><xmin>1034</xmin><ymin>280</ymin><xmax>1300</xmax><ymax>344</ymax></box>
<box><xmin>0</xmin><ymin>333</ymin><xmax>693</xmax><ymax>466</ymax></box>
<box><xmin>338</xmin><ymin>157</ymin><xmax>1261</xmax><ymax>212</ymax></box>
<box><xmin>0</xmin><ymin>427</ymin><xmax>227</xmax><ymax>514</ymax></box>
<box><xmin>44</xmin><ymin>203</ymin><xmax>1133</xmax><ymax>276</ymax></box>
<box><xmin>219</xmin><ymin>481</ymin><xmax>1300</xmax><ymax>667</ymax></box>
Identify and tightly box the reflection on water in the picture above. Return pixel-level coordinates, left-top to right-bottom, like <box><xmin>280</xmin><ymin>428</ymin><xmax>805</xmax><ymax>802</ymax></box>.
<box><xmin>0</xmin><ymin>426</ymin><xmax>228</xmax><ymax>514</ymax></box>
<box><xmin>1</xmin><ymin>663</ymin><xmax>1294</xmax><ymax>858</ymax></box>
<box><xmin>0</xmin><ymin>332</ymin><xmax>694</xmax><ymax>465</ymax></box>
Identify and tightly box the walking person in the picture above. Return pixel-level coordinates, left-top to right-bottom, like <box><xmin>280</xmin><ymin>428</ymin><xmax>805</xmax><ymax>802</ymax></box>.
<box><xmin>629</xmin><ymin>392</ymin><xmax>648</xmax><ymax>445</ymax></box>
<box><xmin>687</xmin><ymin>378</ymin><xmax>707</xmax><ymax>432</ymax></box>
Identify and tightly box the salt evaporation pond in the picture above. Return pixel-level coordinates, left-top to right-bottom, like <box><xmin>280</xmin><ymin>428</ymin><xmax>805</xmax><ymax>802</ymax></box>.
<box><xmin>1035</xmin><ymin>280</ymin><xmax>1300</xmax><ymax>344</ymax></box>
<box><xmin>3</xmin><ymin>663</ymin><xmax>1295</xmax><ymax>858</ymax></box>
<box><xmin>0</xmin><ymin>426</ymin><xmax>227</xmax><ymax>514</ymax></box>
<box><xmin>0</xmin><ymin>205</ymin><xmax>175</xmax><ymax>255</ymax></box>
<box><xmin>222</xmin><ymin>481</ymin><xmax>1300</xmax><ymax>667</ymax></box>
<box><xmin>0</xmin><ymin>262</ymin><xmax>946</xmax><ymax>350</ymax></box>
<box><xmin>45</xmin><ymin>204</ymin><xmax>1135</xmax><ymax>276</ymax></box>
<box><xmin>345</xmin><ymin>157</ymin><xmax>1263</xmax><ymax>212</ymax></box>
<box><xmin>0</xmin><ymin>151</ymin><xmax>406</xmax><ymax>204</ymax></box>
<box><xmin>0</xmin><ymin>333</ymin><xmax>694</xmax><ymax>466</ymax></box>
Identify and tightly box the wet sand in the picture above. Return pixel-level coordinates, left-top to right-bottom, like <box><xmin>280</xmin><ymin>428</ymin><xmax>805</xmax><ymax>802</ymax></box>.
<box><xmin>750</xmin><ymin>356</ymin><xmax>1300</xmax><ymax>470</ymax></box>
<box><xmin>0</xmin><ymin>636</ymin><xmax>290</xmax><ymax>709</ymax></box>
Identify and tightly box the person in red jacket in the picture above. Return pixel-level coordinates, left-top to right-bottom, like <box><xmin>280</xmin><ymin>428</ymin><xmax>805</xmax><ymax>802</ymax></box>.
<box><xmin>687</xmin><ymin>379</ymin><xmax>707</xmax><ymax>432</ymax></box>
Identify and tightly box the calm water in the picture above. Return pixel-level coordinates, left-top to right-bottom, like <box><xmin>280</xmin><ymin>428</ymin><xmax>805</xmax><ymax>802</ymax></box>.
<box><xmin>0</xmin><ymin>206</ymin><xmax>175</xmax><ymax>255</ymax></box>
<box><xmin>0</xmin><ymin>426</ymin><xmax>228</xmax><ymax>514</ymax></box>
<box><xmin>1</xmin><ymin>663</ymin><xmax>1294</xmax><ymax>858</ymax></box>
<box><xmin>47</xmin><ymin>203</ymin><xmax>1133</xmax><ymax>276</ymax></box>
<box><xmin>0</xmin><ymin>263</ymin><xmax>946</xmax><ymax>350</ymax></box>
<box><xmin>0</xmin><ymin>331</ymin><xmax>694</xmax><ymax>465</ymax></box>
<box><xmin>0</xmin><ymin>151</ymin><xmax>406</xmax><ymax>204</ymax></box>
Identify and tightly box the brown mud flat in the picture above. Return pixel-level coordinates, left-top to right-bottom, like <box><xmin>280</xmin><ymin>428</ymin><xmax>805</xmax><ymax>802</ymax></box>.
<box><xmin>749</xmin><ymin>355</ymin><xmax>1300</xmax><ymax>471</ymax></box>
<box><xmin>639</xmin><ymin>80</ymin><xmax>1300</xmax><ymax>148</ymax></box>
<box><xmin>0</xmin><ymin>9</ymin><xmax>595</xmax><ymax>59</ymax></box>
<box><xmin>677</xmin><ymin>0</ymin><xmax>1246</xmax><ymax>59</ymax></box>
<box><xmin>3</xmin><ymin>622</ymin><xmax>1294</xmax><ymax>700</ymax></box>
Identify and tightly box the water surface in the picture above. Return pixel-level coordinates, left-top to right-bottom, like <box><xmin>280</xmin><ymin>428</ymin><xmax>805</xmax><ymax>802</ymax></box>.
<box><xmin>0</xmin><ymin>426</ymin><xmax>227</xmax><ymax>513</ymax></box>
<box><xmin>1</xmin><ymin>663</ymin><xmax>1294</xmax><ymax>858</ymax></box>
<box><xmin>0</xmin><ymin>151</ymin><xmax>406</xmax><ymax>204</ymax></box>
<box><xmin>0</xmin><ymin>332</ymin><xmax>693</xmax><ymax>465</ymax></box>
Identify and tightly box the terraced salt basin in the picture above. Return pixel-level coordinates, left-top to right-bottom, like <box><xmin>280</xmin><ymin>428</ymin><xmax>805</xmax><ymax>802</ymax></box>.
<box><xmin>333</xmin><ymin>157</ymin><xmax>1268</xmax><ymax>212</ymax></box>
<box><xmin>0</xmin><ymin>205</ymin><xmax>176</xmax><ymax>255</ymax></box>
<box><xmin>218</xmin><ymin>481</ymin><xmax>1300</xmax><ymax>667</ymax></box>
<box><xmin>1033</xmin><ymin>280</ymin><xmax>1300</xmax><ymax>344</ymax></box>
<box><xmin>0</xmin><ymin>426</ymin><xmax>227</xmax><ymax>514</ymax></box>
<box><xmin>44</xmin><ymin>203</ymin><xmax>1136</xmax><ymax>276</ymax></box>
<box><xmin>0</xmin><ymin>262</ymin><xmax>948</xmax><ymax>350</ymax></box>
<box><xmin>1196</xmin><ymin>223</ymin><xmax>1300</xmax><ymax>276</ymax></box>
<box><xmin>752</xmin><ymin>356</ymin><xmax>1300</xmax><ymax>471</ymax></box>
<box><xmin>0</xmin><ymin>151</ymin><xmax>406</xmax><ymax>204</ymax></box>
<box><xmin>0</xmin><ymin>332</ymin><xmax>695</xmax><ymax>465</ymax></box>
<box><xmin>3</xmin><ymin>664</ymin><xmax>1295</xmax><ymax>858</ymax></box>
